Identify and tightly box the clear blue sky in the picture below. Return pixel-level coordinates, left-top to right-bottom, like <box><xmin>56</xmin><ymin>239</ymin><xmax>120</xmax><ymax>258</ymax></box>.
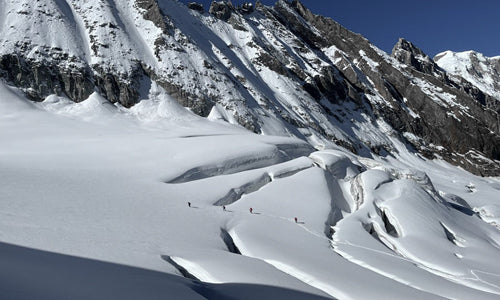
<box><xmin>179</xmin><ymin>0</ymin><xmax>500</xmax><ymax>58</ymax></box>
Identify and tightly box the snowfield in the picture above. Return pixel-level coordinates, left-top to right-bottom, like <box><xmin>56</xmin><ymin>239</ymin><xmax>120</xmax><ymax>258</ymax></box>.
<box><xmin>1</xmin><ymin>81</ymin><xmax>500</xmax><ymax>299</ymax></box>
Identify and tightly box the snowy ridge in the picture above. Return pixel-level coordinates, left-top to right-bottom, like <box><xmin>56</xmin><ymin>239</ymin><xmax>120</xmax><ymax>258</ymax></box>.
<box><xmin>435</xmin><ymin>50</ymin><xmax>500</xmax><ymax>105</ymax></box>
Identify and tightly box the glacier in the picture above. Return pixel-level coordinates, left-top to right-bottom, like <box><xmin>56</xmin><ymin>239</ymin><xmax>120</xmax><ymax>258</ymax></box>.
<box><xmin>1</xmin><ymin>0</ymin><xmax>500</xmax><ymax>299</ymax></box>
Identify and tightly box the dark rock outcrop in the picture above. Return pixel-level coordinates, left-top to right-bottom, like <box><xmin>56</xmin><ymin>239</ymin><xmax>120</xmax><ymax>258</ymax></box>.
<box><xmin>135</xmin><ymin>0</ymin><xmax>171</xmax><ymax>34</ymax></box>
<box><xmin>0</xmin><ymin>52</ymin><xmax>145</xmax><ymax>108</ymax></box>
<box><xmin>93</xmin><ymin>65</ymin><xmax>146</xmax><ymax>108</ymax></box>
<box><xmin>274</xmin><ymin>0</ymin><xmax>500</xmax><ymax>175</ymax></box>
<box><xmin>238</xmin><ymin>3</ymin><xmax>254</xmax><ymax>14</ymax></box>
<box><xmin>187</xmin><ymin>2</ymin><xmax>204</xmax><ymax>12</ymax></box>
<box><xmin>209</xmin><ymin>1</ymin><xmax>233</xmax><ymax>21</ymax></box>
<box><xmin>0</xmin><ymin>53</ymin><xmax>94</xmax><ymax>103</ymax></box>
<box><xmin>391</xmin><ymin>38</ymin><xmax>443</xmax><ymax>76</ymax></box>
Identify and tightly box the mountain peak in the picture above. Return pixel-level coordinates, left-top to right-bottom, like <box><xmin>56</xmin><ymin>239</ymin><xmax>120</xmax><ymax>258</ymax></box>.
<box><xmin>391</xmin><ymin>38</ymin><xmax>444</xmax><ymax>76</ymax></box>
<box><xmin>434</xmin><ymin>49</ymin><xmax>498</xmax><ymax>62</ymax></box>
<box><xmin>435</xmin><ymin>50</ymin><xmax>500</xmax><ymax>110</ymax></box>
<box><xmin>392</xmin><ymin>38</ymin><xmax>427</xmax><ymax>58</ymax></box>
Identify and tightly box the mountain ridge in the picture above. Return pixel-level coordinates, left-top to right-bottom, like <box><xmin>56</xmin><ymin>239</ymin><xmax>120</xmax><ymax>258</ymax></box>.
<box><xmin>434</xmin><ymin>49</ymin><xmax>500</xmax><ymax>112</ymax></box>
<box><xmin>0</xmin><ymin>0</ymin><xmax>498</xmax><ymax>175</ymax></box>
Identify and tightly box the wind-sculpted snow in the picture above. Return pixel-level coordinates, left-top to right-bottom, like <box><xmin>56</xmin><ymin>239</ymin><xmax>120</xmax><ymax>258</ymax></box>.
<box><xmin>331</xmin><ymin>167</ymin><xmax>500</xmax><ymax>298</ymax></box>
<box><xmin>1</xmin><ymin>81</ymin><xmax>500</xmax><ymax>298</ymax></box>
<box><xmin>165</xmin><ymin>143</ymin><xmax>314</xmax><ymax>184</ymax></box>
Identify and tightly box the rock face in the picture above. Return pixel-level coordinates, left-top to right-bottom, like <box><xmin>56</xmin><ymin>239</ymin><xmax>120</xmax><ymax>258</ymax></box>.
<box><xmin>391</xmin><ymin>38</ymin><xmax>444</xmax><ymax>76</ymax></box>
<box><xmin>0</xmin><ymin>53</ymin><xmax>94</xmax><ymax>102</ymax></box>
<box><xmin>0</xmin><ymin>0</ymin><xmax>498</xmax><ymax>176</ymax></box>
<box><xmin>271</xmin><ymin>0</ymin><xmax>499</xmax><ymax>175</ymax></box>
<box><xmin>136</xmin><ymin>0</ymin><xmax>171</xmax><ymax>34</ymax></box>
<box><xmin>238</xmin><ymin>3</ymin><xmax>254</xmax><ymax>14</ymax></box>
<box><xmin>0</xmin><ymin>51</ymin><xmax>145</xmax><ymax>108</ymax></box>
<box><xmin>209</xmin><ymin>1</ymin><xmax>233</xmax><ymax>21</ymax></box>
<box><xmin>187</xmin><ymin>2</ymin><xmax>204</xmax><ymax>12</ymax></box>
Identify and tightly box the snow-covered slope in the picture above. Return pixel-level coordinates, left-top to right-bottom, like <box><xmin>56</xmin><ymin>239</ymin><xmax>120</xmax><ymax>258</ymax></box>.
<box><xmin>1</xmin><ymin>1</ymin><xmax>500</xmax><ymax>299</ymax></box>
<box><xmin>435</xmin><ymin>50</ymin><xmax>500</xmax><ymax>106</ymax></box>
<box><xmin>0</xmin><ymin>0</ymin><xmax>498</xmax><ymax>175</ymax></box>
<box><xmin>2</xmin><ymin>79</ymin><xmax>500</xmax><ymax>299</ymax></box>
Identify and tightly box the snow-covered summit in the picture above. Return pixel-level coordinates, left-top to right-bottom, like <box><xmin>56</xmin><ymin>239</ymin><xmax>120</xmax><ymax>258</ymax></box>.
<box><xmin>434</xmin><ymin>50</ymin><xmax>500</xmax><ymax>109</ymax></box>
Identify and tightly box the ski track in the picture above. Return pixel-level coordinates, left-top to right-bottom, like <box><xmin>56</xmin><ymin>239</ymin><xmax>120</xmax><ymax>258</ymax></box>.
<box><xmin>169</xmin><ymin>200</ymin><xmax>500</xmax><ymax>300</ymax></box>
<box><xmin>336</xmin><ymin>235</ymin><xmax>500</xmax><ymax>296</ymax></box>
<box><xmin>168</xmin><ymin>201</ymin><xmax>425</xmax><ymax>299</ymax></box>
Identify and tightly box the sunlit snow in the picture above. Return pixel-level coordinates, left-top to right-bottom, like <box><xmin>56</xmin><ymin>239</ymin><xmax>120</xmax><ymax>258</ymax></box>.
<box><xmin>1</xmin><ymin>80</ymin><xmax>500</xmax><ymax>299</ymax></box>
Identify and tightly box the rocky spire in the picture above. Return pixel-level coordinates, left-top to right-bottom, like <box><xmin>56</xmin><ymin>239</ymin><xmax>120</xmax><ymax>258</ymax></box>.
<box><xmin>391</xmin><ymin>38</ymin><xmax>442</xmax><ymax>75</ymax></box>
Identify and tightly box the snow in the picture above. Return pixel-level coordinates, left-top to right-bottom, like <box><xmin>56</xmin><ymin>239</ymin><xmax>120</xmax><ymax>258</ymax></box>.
<box><xmin>0</xmin><ymin>0</ymin><xmax>89</xmax><ymax>61</ymax></box>
<box><xmin>0</xmin><ymin>0</ymin><xmax>441</xmax><ymax>166</ymax></box>
<box><xmin>0</xmin><ymin>241</ymin><xmax>337</xmax><ymax>300</ymax></box>
<box><xmin>0</xmin><ymin>81</ymin><xmax>328</xmax><ymax>298</ymax></box>
<box><xmin>1</xmin><ymin>80</ymin><xmax>500</xmax><ymax>299</ymax></box>
<box><xmin>410</xmin><ymin>77</ymin><xmax>474</xmax><ymax>120</ymax></box>
<box><xmin>1</xmin><ymin>0</ymin><xmax>500</xmax><ymax>298</ymax></box>
<box><xmin>358</xmin><ymin>49</ymin><xmax>379</xmax><ymax>72</ymax></box>
<box><xmin>435</xmin><ymin>50</ymin><xmax>500</xmax><ymax>101</ymax></box>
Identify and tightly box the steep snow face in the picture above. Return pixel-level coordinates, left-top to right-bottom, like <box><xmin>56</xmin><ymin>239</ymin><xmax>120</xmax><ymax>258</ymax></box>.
<box><xmin>0</xmin><ymin>0</ymin><xmax>90</xmax><ymax>62</ymax></box>
<box><xmin>2</xmin><ymin>82</ymin><xmax>500</xmax><ymax>299</ymax></box>
<box><xmin>0</xmin><ymin>0</ymin><xmax>349</xmax><ymax>136</ymax></box>
<box><xmin>435</xmin><ymin>50</ymin><xmax>500</xmax><ymax>104</ymax></box>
